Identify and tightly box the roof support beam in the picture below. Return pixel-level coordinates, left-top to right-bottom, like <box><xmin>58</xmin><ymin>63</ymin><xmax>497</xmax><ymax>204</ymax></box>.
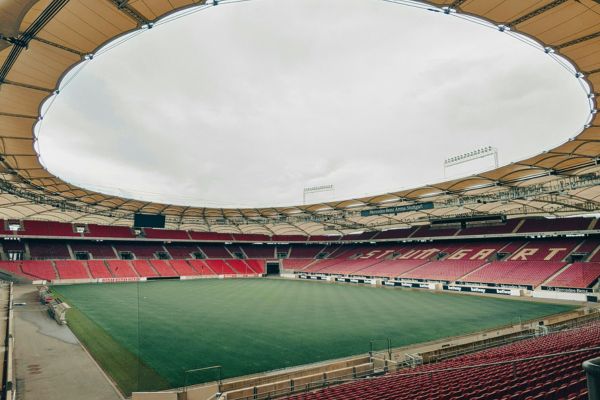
<box><xmin>507</xmin><ymin>0</ymin><xmax>569</xmax><ymax>28</ymax></box>
<box><xmin>1</xmin><ymin>79</ymin><xmax>53</xmax><ymax>93</ymax></box>
<box><xmin>556</xmin><ymin>31</ymin><xmax>600</xmax><ymax>49</ymax></box>
<box><xmin>449</xmin><ymin>0</ymin><xmax>468</xmax><ymax>9</ymax></box>
<box><xmin>0</xmin><ymin>0</ymin><xmax>69</xmax><ymax>82</ymax></box>
<box><xmin>0</xmin><ymin>112</ymin><xmax>37</xmax><ymax>120</ymax></box>
<box><xmin>29</xmin><ymin>36</ymin><xmax>85</xmax><ymax>57</ymax></box>
<box><xmin>109</xmin><ymin>0</ymin><xmax>149</xmax><ymax>26</ymax></box>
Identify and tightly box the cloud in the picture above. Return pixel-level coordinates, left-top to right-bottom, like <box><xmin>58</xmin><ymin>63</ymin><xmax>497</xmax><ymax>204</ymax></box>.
<box><xmin>37</xmin><ymin>0</ymin><xmax>590</xmax><ymax>208</ymax></box>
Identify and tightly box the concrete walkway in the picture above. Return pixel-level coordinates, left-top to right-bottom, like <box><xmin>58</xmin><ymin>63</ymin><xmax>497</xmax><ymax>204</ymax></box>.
<box><xmin>13</xmin><ymin>285</ymin><xmax>122</xmax><ymax>400</ymax></box>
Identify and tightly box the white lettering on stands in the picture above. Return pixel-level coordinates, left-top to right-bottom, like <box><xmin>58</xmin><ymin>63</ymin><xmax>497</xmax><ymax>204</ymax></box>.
<box><xmin>544</xmin><ymin>248</ymin><xmax>566</xmax><ymax>261</ymax></box>
<box><xmin>470</xmin><ymin>249</ymin><xmax>495</xmax><ymax>260</ymax></box>
<box><xmin>448</xmin><ymin>249</ymin><xmax>470</xmax><ymax>260</ymax></box>
<box><xmin>511</xmin><ymin>248</ymin><xmax>539</xmax><ymax>260</ymax></box>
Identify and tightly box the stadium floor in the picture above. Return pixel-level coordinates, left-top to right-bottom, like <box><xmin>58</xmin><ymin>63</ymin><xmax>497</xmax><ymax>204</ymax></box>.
<box><xmin>52</xmin><ymin>278</ymin><xmax>576</xmax><ymax>395</ymax></box>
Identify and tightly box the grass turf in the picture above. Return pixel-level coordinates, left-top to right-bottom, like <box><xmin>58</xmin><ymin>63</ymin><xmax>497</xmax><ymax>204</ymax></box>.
<box><xmin>53</xmin><ymin>278</ymin><xmax>576</xmax><ymax>394</ymax></box>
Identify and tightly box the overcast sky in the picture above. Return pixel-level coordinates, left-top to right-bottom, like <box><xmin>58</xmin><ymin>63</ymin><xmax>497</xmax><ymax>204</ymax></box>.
<box><xmin>37</xmin><ymin>0</ymin><xmax>590</xmax><ymax>208</ymax></box>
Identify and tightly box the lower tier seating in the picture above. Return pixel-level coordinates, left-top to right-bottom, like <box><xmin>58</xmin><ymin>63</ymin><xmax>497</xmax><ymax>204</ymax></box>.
<box><xmin>401</xmin><ymin>260</ymin><xmax>485</xmax><ymax>282</ymax></box>
<box><xmin>55</xmin><ymin>260</ymin><xmax>90</xmax><ymax>280</ymax></box>
<box><xmin>246</xmin><ymin>259</ymin><xmax>265</xmax><ymax>274</ymax></box>
<box><xmin>169</xmin><ymin>260</ymin><xmax>198</xmax><ymax>276</ymax></box>
<box><xmin>131</xmin><ymin>260</ymin><xmax>158</xmax><ymax>278</ymax></box>
<box><xmin>0</xmin><ymin>258</ymin><xmax>268</xmax><ymax>281</ymax></box>
<box><xmin>357</xmin><ymin>260</ymin><xmax>428</xmax><ymax>277</ymax></box>
<box><xmin>545</xmin><ymin>262</ymin><xmax>600</xmax><ymax>289</ymax></box>
<box><xmin>87</xmin><ymin>260</ymin><xmax>113</xmax><ymax>279</ymax></box>
<box><xmin>461</xmin><ymin>261</ymin><xmax>566</xmax><ymax>286</ymax></box>
<box><xmin>149</xmin><ymin>260</ymin><xmax>178</xmax><ymax>277</ymax></box>
<box><xmin>286</xmin><ymin>322</ymin><xmax>600</xmax><ymax>400</ymax></box>
<box><xmin>187</xmin><ymin>260</ymin><xmax>217</xmax><ymax>275</ymax></box>
<box><xmin>106</xmin><ymin>260</ymin><xmax>138</xmax><ymax>278</ymax></box>
<box><xmin>21</xmin><ymin>261</ymin><xmax>56</xmax><ymax>281</ymax></box>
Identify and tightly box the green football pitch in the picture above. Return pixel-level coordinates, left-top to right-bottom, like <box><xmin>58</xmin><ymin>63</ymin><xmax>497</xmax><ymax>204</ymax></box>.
<box><xmin>52</xmin><ymin>279</ymin><xmax>576</xmax><ymax>395</ymax></box>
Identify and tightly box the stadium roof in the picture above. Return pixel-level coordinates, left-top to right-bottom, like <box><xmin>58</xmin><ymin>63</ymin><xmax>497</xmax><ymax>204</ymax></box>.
<box><xmin>0</xmin><ymin>0</ymin><xmax>599</xmax><ymax>235</ymax></box>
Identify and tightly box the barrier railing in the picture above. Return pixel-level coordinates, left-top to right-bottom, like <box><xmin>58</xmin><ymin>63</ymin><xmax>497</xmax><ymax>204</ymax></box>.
<box><xmin>224</xmin><ymin>366</ymin><xmax>374</xmax><ymax>400</ymax></box>
<box><xmin>228</xmin><ymin>346</ymin><xmax>600</xmax><ymax>400</ymax></box>
<box><xmin>2</xmin><ymin>282</ymin><xmax>14</xmax><ymax>400</ymax></box>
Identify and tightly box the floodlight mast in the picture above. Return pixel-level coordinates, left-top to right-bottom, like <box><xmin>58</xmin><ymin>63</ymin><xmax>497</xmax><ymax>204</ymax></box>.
<box><xmin>303</xmin><ymin>184</ymin><xmax>335</xmax><ymax>205</ymax></box>
<box><xmin>444</xmin><ymin>146</ymin><xmax>499</xmax><ymax>177</ymax></box>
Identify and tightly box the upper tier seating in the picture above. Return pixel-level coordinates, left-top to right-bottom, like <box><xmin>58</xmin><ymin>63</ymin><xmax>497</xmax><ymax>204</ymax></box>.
<box><xmin>1</xmin><ymin>239</ymin><xmax>25</xmax><ymax>252</ymax></box>
<box><xmin>163</xmin><ymin>243</ymin><xmax>199</xmax><ymax>259</ymax></box>
<box><xmin>270</xmin><ymin>235</ymin><xmax>307</xmax><ymax>242</ymax></box>
<box><xmin>411</xmin><ymin>225</ymin><xmax>459</xmax><ymax>238</ymax></box>
<box><xmin>239</xmin><ymin>245</ymin><xmax>275</xmax><ymax>259</ymax></box>
<box><xmin>288</xmin><ymin>245</ymin><xmax>328</xmax><ymax>259</ymax></box>
<box><xmin>372</xmin><ymin>227</ymin><xmax>419</xmax><ymax>240</ymax></box>
<box><xmin>85</xmin><ymin>224</ymin><xmax>135</xmax><ymax>239</ymax></box>
<box><xmin>307</xmin><ymin>235</ymin><xmax>341</xmax><ymax>242</ymax></box>
<box><xmin>517</xmin><ymin>217</ymin><xmax>594</xmax><ymax>233</ymax></box>
<box><xmin>231</xmin><ymin>233</ymin><xmax>270</xmax><ymax>242</ymax></box>
<box><xmin>545</xmin><ymin>262</ymin><xmax>600</xmax><ymax>289</ymax></box>
<box><xmin>28</xmin><ymin>240</ymin><xmax>71</xmax><ymax>259</ymax></box>
<box><xmin>497</xmin><ymin>241</ymin><xmax>527</xmax><ymax>254</ymax></box>
<box><xmin>0</xmin><ymin>217</ymin><xmax>596</xmax><ymax>242</ymax></box>
<box><xmin>402</xmin><ymin>260</ymin><xmax>485</xmax><ymax>282</ymax></box>
<box><xmin>21</xmin><ymin>220</ymin><xmax>79</xmax><ymax>237</ymax></box>
<box><xmin>573</xmin><ymin>239</ymin><xmax>600</xmax><ymax>255</ymax></box>
<box><xmin>341</xmin><ymin>232</ymin><xmax>378</xmax><ymax>241</ymax></box>
<box><xmin>143</xmin><ymin>228</ymin><xmax>190</xmax><ymax>240</ymax></box>
<box><xmin>586</xmin><ymin>244</ymin><xmax>600</xmax><ymax>262</ymax></box>
<box><xmin>188</xmin><ymin>232</ymin><xmax>233</xmax><ymax>241</ymax></box>
<box><xmin>461</xmin><ymin>261</ymin><xmax>566</xmax><ymax>286</ymax></box>
<box><xmin>198</xmin><ymin>245</ymin><xmax>233</xmax><ymax>259</ymax></box>
<box><xmin>113</xmin><ymin>242</ymin><xmax>165</xmax><ymax>259</ymax></box>
<box><xmin>286</xmin><ymin>321</ymin><xmax>600</xmax><ymax>400</ymax></box>
<box><xmin>55</xmin><ymin>260</ymin><xmax>90</xmax><ymax>280</ymax></box>
<box><xmin>457</xmin><ymin>219</ymin><xmax>521</xmax><ymax>236</ymax></box>
<box><xmin>106</xmin><ymin>260</ymin><xmax>138</xmax><ymax>278</ymax></box>
<box><xmin>69</xmin><ymin>241</ymin><xmax>117</xmax><ymax>259</ymax></box>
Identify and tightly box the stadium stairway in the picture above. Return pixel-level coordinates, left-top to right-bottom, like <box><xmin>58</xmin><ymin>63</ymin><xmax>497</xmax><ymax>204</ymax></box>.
<box><xmin>539</xmin><ymin>263</ymin><xmax>574</xmax><ymax>288</ymax></box>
